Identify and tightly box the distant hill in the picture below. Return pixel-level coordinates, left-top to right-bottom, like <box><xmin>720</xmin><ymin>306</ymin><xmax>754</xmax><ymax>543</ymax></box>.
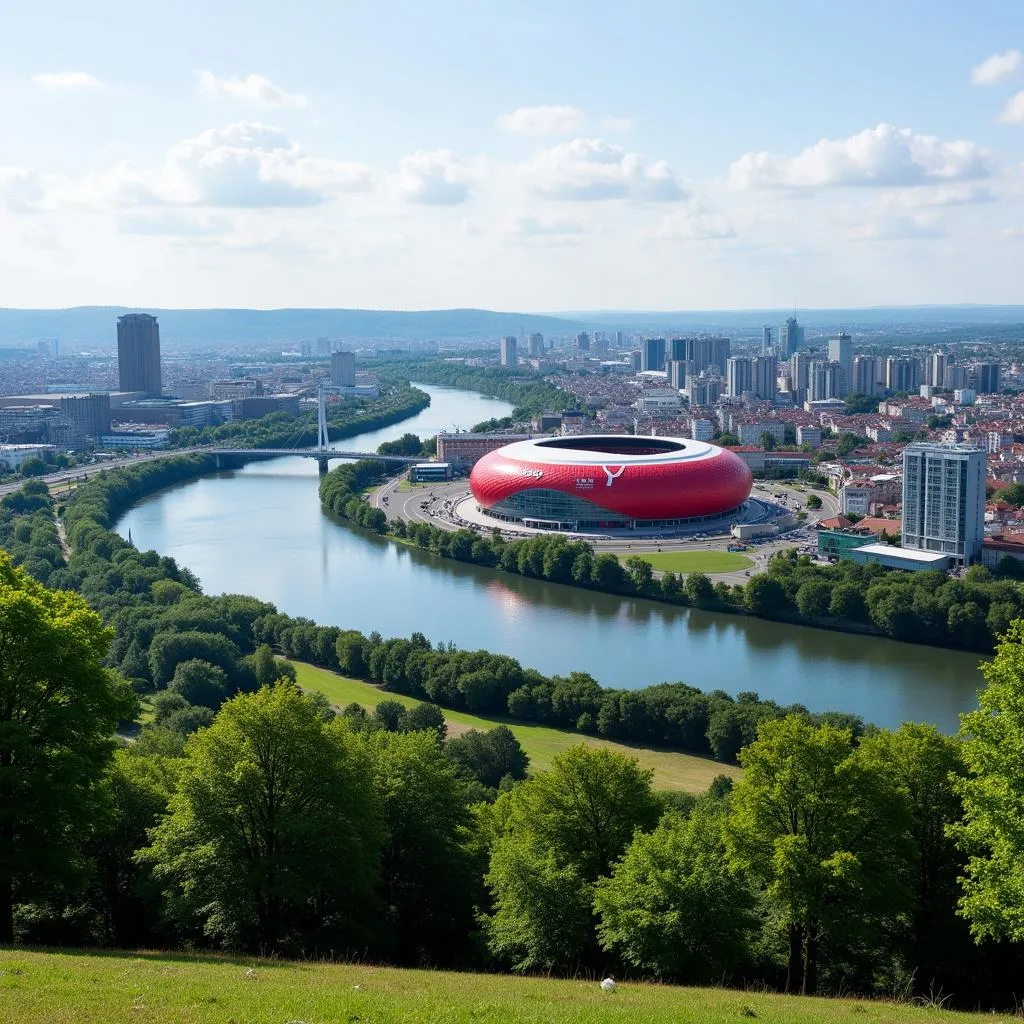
<box><xmin>0</xmin><ymin>307</ymin><xmax>584</xmax><ymax>347</ymax></box>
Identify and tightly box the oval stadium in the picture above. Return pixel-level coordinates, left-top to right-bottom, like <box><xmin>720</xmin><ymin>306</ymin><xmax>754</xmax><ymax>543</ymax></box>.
<box><xmin>468</xmin><ymin>435</ymin><xmax>753</xmax><ymax>531</ymax></box>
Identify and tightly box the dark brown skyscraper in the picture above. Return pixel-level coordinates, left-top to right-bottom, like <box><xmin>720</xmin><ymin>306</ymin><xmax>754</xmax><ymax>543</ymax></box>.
<box><xmin>117</xmin><ymin>313</ymin><xmax>162</xmax><ymax>396</ymax></box>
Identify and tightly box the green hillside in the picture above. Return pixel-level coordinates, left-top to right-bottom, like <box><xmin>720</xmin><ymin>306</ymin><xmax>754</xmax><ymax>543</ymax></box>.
<box><xmin>294</xmin><ymin>661</ymin><xmax>738</xmax><ymax>793</ymax></box>
<box><xmin>0</xmin><ymin>950</ymin><xmax>1002</xmax><ymax>1024</ymax></box>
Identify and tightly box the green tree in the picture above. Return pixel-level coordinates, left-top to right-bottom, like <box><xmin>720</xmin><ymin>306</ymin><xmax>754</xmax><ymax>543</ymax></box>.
<box><xmin>795</xmin><ymin>580</ymin><xmax>831</xmax><ymax>619</ymax></box>
<box><xmin>168</xmin><ymin>659</ymin><xmax>230</xmax><ymax>710</ymax></box>
<box><xmin>252</xmin><ymin>643</ymin><xmax>280</xmax><ymax>686</ymax></box>
<box><xmin>483</xmin><ymin>745</ymin><xmax>661</xmax><ymax>970</ymax></box>
<box><xmin>685</xmin><ymin>571</ymin><xmax>716</xmax><ymax>607</ymax></box>
<box><xmin>374</xmin><ymin>699</ymin><xmax>408</xmax><ymax>732</ymax></box>
<box><xmin>402</xmin><ymin>701</ymin><xmax>447</xmax><ymax>741</ymax></box>
<box><xmin>595</xmin><ymin>803</ymin><xmax>757</xmax><ymax>981</ymax></box>
<box><xmin>759</xmin><ymin>431</ymin><xmax>777</xmax><ymax>451</ymax></box>
<box><xmin>0</xmin><ymin>554</ymin><xmax>133</xmax><ymax>942</ymax></box>
<box><xmin>368</xmin><ymin>729</ymin><xmax>476</xmax><ymax>963</ymax></box>
<box><xmin>142</xmin><ymin>684</ymin><xmax>381</xmax><ymax>953</ymax></box>
<box><xmin>954</xmin><ymin>622</ymin><xmax>1024</xmax><ymax>942</ymax></box>
<box><xmin>744</xmin><ymin>574</ymin><xmax>787</xmax><ymax>617</ymax></box>
<box><xmin>806</xmin><ymin>493</ymin><xmax>823</xmax><ymax>510</ymax></box>
<box><xmin>829</xmin><ymin>582</ymin><xmax>867</xmax><ymax>620</ymax></box>
<box><xmin>624</xmin><ymin>555</ymin><xmax>655</xmax><ymax>593</ymax></box>
<box><xmin>446</xmin><ymin>726</ymin><xmax>528</xmax><ymax>789</ymax></box>
<box><xmin>726</xmin><ymin>715</ymin><xmax>913</xmax><ymax>995</ymax></box>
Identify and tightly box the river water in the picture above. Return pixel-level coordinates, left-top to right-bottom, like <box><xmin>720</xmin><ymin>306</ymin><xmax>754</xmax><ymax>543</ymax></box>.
<box><xmin>115</xmin><ymin>383</ymin><xmax>984</xmax><ymax>731</ymax></box>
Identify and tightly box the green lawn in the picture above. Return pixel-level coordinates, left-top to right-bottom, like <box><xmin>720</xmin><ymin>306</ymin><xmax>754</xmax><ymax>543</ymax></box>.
<box><xmin>628</xmin><ymin>549</ymin><xmax>754</xmax><ymax>574</ymax></box>
<box><xmin>0</xmin><ymin>949</ymin><xmax>1003</xmax><ymax>1024</ymax></box>
<box><xmin>294</xmin><ymin>661</ymin><xmax>737</xmax><ymax>793</ymax></box>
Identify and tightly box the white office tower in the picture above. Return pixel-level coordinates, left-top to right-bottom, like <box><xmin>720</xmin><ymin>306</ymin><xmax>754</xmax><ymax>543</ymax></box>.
<box><xmin>827</xmin><ymin>333</ymin><xmax>854</xmax><ymax>397</ymax></box>
<box><xmin>726</xmin><ymin>357</ymin><xmax>753</xmax><ymax>397</ymax></box>
<box><xmin>901</xmin><ymin>442</ymin><xmax>985</xmax><ymax>565</ymax></box>
<box><xmin>852</xmin><ymin>355</ymin><xmax>879</xmax><ymax>396</ymax></box>
<box><xmin>752</xmin><ymin>354</ymin><xmax>778</xmax><ymax>401</ymax></box>
<box><xmin>928</xmin><ymin>352</ymin><xmax>947</xmax><ymax>387</ymax></box>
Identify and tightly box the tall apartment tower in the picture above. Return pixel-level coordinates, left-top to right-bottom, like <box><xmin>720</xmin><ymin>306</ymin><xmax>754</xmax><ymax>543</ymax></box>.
<box><xmin>117</xmin><ymin>313</ymin><xmax>162</xmax><ymax>396</ymax></box>
<box><xmin>975</xmin><ymin>363</ymin><xmax>1001</xmax><ymax>394</ymax></box>
<box><xmin>574</xmin><ymin>331</ymin><xmax>590</xmax><ymax>351</ymax></box>
<box><xmin>945</xmin><ymin>365</ymin><xmax>969</xmax><ymax>390</ymax></box>
<box><xmin>726</xmin><ymin>356</ymin><xmax>753</xmax><ymax>397</ymax></box>
<box><xmin>886</xmin><ymin>356</ymin><xmax>920</xmax><ymax>393</ymax></box>
<box><xmin>901</xmin><ymin>442</ymin><xmax>986</xmax><ymax>564</ymax></box>
<box><xmin>330</xmin><ymin>350</ymin><xmax>356</xmax><ymax>386</ymax></box>
<box><xmin>641</xmin><ymin>337</ymin><xmax>666</xmax><ymax>372</ymax></box>
<box><xmin>927</xmin><ymin>353</ymin><xmax>947</xmax><ymax>388</ymax></box>
<box><xmin>852</xmin><ymin>355</ymin><xmax>879</xmax><ymax>396</ymax></box>
<box><xmin>808</xmin><ymin>360</ymin><xmax>842</xmax><ymax>403</ymax></box>
<box><xmin>669</xmin><ymin>337</ymin><xmax>687</xmax><ymax>362</ymax></box>
<box><xmin>527</xmin><ymin>333</ymin><xmax>544</xmax><ymax>357</ymax></box>
<box><xmin>827</xmin><ymin>333</ymin><xmax>854</xmax><ymax>397</ymax></box>
<box><xmin>752</xmin><ymin>354</ymin><xmax>778</xmax><ymax>401</ymax></box>
<box><xmin>762</xmin><ymin>326</ymin><xmax>773</xmax><ymax>353</ymax></box>
<box><xmin>500</xmin><ymin>336</ymin><xmax>518</xmax><ymax>367</ymax></box>
<box><xmin>778</xmin><ymin>316</ymin><xmax>804</xmax><ymax>358</ymax></box>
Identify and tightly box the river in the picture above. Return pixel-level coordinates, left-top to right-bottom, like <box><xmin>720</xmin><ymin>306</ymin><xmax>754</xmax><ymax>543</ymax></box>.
<box><xmin>115</xmin><ymin>383</ymin><xmax>984</xmax><ymax>731</ymax></box>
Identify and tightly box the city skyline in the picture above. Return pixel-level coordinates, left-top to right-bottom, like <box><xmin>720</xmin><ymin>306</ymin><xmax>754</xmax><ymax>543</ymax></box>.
<box><xmin>1</xmin><ymin>2</ymin><xmax>1023</xmax><ymax>310</ymax></box>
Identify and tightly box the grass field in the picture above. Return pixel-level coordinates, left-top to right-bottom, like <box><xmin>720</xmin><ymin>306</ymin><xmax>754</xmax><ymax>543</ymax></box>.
<box><xmin>294</xmin><ymin>661</ymin><xmax>737</xmax><ymax>793</ymax></box>
<box><xmin>0</xmin><ymin>949</ymin><xmax>1003</xmax><ymax>1024</ymax></box>
<box><xmin>630</xmin><ymin>549</ymin><xmax>754</xmax><ymax>574</ymax></box>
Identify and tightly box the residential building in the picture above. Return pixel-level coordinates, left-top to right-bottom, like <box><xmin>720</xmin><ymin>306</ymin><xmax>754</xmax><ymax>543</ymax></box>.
<box><xmin>685</xmin><ymin>417</ymin><xmax>715</xmax><ymax>441</ymax></box>
<box><xmin>886</xmin><ymin>356</ymin><xmax>919</xmax><ymax>393</ymax></box>
<box><xmin>686</xmin><ymin>375</ymin><xmax>720</xmax><ymax>406</ymax></box>
<box><xmin>808</xmin><ymin>360</ymin><xmax>842</xmax><ymax>403</ymax></box>
<box><xmin>726</xmin><ymin>357</ymin><xmax>753</xmax><ymax>397</ymax></box>
<box><xmin>797</xmin><ymin>425</ymin><xmax>822</xmax><ymax>448</ymax></box>
<box><xmin>331</xmin><ymin>350</ymin><xmax>356</xmax><ymax>387</ymax></box>
<box><xmin>669</xmin><ymin>338</ymin><xmax>687</xmax><ymax>362</ymax></box>
<box><xmin>901</xmin><ymin>442</ymin><xmax>986</xmax><ymax>565</ymax></box>
<box><xmin>641</xmin><ymin>337</ymin><xmax>666</xmax><ymax>372</ymax></box>
<box><xmin>852</xmin><ymin>355</ymin><xmax>879</xmax><ymax>396</ymax></box>
<box><xmin>500</xmin><ymin>336</ymin><xmax>518</xmax><ymax>367</ymax></box>
<box><xmin>666</xmin><ymin>359</ymin><xmax>690</xmax><ymax>391</ymax></box>
<box><xmin>762</xmin><ymin>326</ymin><xmax>773</xmax><ymax>353</ymax></box>
<box><xmin>975</xmin><ymin>362</ymin><xmax>1001</xmax><ymax>394</ymax></box>
<box><xmin>827</xmin><ymin>333</ymin><xmax>854</xmax><ymax>397</ymax></box>
<box><xmin>59</xmin><ymin>393</ymin><xmax>111</xmax><ymax>441</ymax></box>
<box><xmin>683</xmin><ymin>336</ymin><xmax>730</xmax><ymax>374</ymax></box>
<box><xmin>528</xmin><ymin>333</ymin><xmax>544</xmax><ymax>357</ymax></box>
<box><xmin>752</xmin><ymin>354</ymin><xmax>778</xmax><ymax>401</ymax></box>
<box><xmin>737</xmin><ymin>420</ymin><xmax>786</xmax><ymax>445</ymax></box>
<box><xmin>436</xmin><ymin>432</ymin><xmax>531</xmax><ymax>468</ymax></box>
<box><xmin>117</xmin><ymin>313</ymin><xmax>162</xmax><ymax>396</ymax></box>
<box><xmin>945</xmin><ymin>365</ymin><xmax>969</xmax><ymax>390</ymax></box>
<box><xmin>575</xmin><ymin>332</ymin><xmax>590</xmax><ymax>351</ymax></box>
<box><xmin>928</xmin><ymin>352</ymin><xmax>947</xmax><ymax>387</ymax></box>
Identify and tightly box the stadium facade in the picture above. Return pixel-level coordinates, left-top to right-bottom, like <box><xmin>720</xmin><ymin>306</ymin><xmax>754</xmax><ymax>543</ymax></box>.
<box><xmin>469</xmin><ymin>435</ymin><xmax>753</xmax><ymax>530</ymax></box>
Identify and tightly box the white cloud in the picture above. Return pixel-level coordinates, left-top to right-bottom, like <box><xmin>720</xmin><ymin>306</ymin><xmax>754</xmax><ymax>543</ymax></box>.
<box><xmin>1002</xmin><ymin>227</ymin><xmax>1024</xmax><ymax>240</ymax></box>
<box><xmin>31</xmin><ymin>71</ymin><xmax>105</xmax><ymax>91</ymax></box>
<box><xmin>523</xmin><ymin>138</ymin><xmax>686</xmax><ymax>201</ymax></box>
<box><xmin>116</xmin><ymin>211</ymin><xmax>233</xmax><ymax>236</ymax></box>
<box><xmin>1000</xmin><ymin>91</ymin><xmax>1024</xmax><ymax>124</ymax></box>
<box><xmin>600</xmin><ymin>115</ymin><xmax>632</xmax><ymax>132</ymax></box>
<box><xmin>888</xmin><ymin>183</ymin><xmax>996</xmax><ymax>208</ymax></box>
<box><xmin>196</xmin><ymin>70</ymin><xmax>308</xmax><ymax>109</ymax></box>
<box><xmin>848</xmin><ymin>213</ymin><xmax>944</xmax><ymax>241</ymax></box>
<box><xmin>970</xmin><ymin>49</ymin><xmax>1022</xmax><ymax>86</ymax></box>
<box><xmin>654</xmin><ymin>202</ymin><xmax>735</xmax><ymax>241</ymax></box>
<box><xmin>499</xmin><ymin>105</ymin><xmax>585</xmax><ymax>135</ymax></box>
<box><xmin>395</xmin><ymin>150</ymin><xmax>474</xmax><ymax>205</ymax></box>
<box><xmin>0</xmin><ymin>167</ymin><xmax>46</xmax><ymax>213</ymax></box>
<box><xmin>729</xmin><ymin>123</ymin><xmax>991</xmax><ymax>190</ymax></box>
<box><xmin>502</xmin><ymin>213</ymin><xmax>587</xmax><ymax>242</ymax></box>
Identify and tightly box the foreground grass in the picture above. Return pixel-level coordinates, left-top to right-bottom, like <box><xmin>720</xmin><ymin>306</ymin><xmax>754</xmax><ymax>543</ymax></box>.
<box><xmin>294</xmin><ymin>661</ymin><xmax>737</xmax><ymax>793</ymax></box>
<box><xmin>631</xmin><ymin>549</ymin><xmax>754</xmax><ymax>574</ymax></box>
<box><xmin>0</xmin><ymin>949</ymin><xmax>1003</xmax><ymax>1024</ymax></box>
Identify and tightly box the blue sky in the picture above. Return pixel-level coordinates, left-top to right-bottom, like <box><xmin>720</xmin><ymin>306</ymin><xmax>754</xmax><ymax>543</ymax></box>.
<box><xmin>1</xmin><ymin>1</ymin><xmax>1023</xmax><ymax>310</ymax></box>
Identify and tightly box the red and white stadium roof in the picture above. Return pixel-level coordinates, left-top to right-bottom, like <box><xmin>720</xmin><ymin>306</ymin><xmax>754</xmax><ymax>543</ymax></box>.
<box><xmin>469</xmin><ymin>435</ymin><xmax>753</xmax><ymax>520</ymax></box>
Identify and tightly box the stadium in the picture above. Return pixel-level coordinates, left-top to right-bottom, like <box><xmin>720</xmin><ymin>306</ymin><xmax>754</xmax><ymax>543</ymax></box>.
<box><xmin>468</xmin><ymin>435</ymin><xmax>753</xmax><ymax>531</ymax></box>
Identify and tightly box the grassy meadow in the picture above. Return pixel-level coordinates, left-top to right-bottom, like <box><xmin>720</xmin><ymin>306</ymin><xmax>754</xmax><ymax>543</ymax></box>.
<box><xmin>0</xmin><ymin>949</ymin><xmax>1005</xmax><ymax>1024</ymax></box>
<box><xmin>293</xmin><ymin>661</ymin><xmax>737</xmax><ymax>793</ymax></box>
<box><xmin>630</xmin><ymin>549</ymin><xmax>754</xmax><ymax>573</ymax></box>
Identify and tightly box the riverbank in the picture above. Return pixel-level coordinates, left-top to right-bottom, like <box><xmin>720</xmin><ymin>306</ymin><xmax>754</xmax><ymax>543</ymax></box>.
<box><xmin>294</xmin><ymin>660</ymin><xmax>739</xmax><ymax>792</ymax></box>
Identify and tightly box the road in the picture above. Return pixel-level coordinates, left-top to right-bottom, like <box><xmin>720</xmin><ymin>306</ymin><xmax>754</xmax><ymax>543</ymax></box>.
<box><xmin>371</xmin><ymin>473</ymin><xmax>841</xmax><ymax>582</ymax></box>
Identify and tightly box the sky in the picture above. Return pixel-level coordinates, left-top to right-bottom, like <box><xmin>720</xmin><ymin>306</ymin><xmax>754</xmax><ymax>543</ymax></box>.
<box><xmin>1</xmin><ymin>0</ymin><xmax>1024</xmax><ymax>312</ymax></box>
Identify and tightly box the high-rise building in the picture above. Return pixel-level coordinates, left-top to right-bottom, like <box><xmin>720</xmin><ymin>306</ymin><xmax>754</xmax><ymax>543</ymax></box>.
<box><xmin>827</xmin><ymin>333</ymin><xmax>854</xmax><ymax>397</ymax></box>
<box><xmin>666</xmin><ymin>359</ymin><xmax>691</xmax><ymax>391</ymax></box>
<box><xmin>752</xmin><ymin>354</ymin><xmax>778</xmax><ymax>401</ymax></box>
<box><xmin>726</xmin><ymin>356</ymin><xmax>753</xmax><ymax>397</ymax></box>
<box><xmin>852</xmin><ymin>355</ymin><xmax>879</xmax><ymax>397</ymax></box>
<box><xmin>975</xmin><ymin>362</ymin><xmax>1001</xmax><ymax>394</ymax></box>
<box><xmin>59</xmin><ymin>393</ymin><xmax>111</xmax><ymax>441</ymax></box>
<box><xmin>945</xmin><ymin>365</ymin><xmax>969</xmax><ymax>390</ymax></box>
<box><xmin>330</xmin><ymin>350</ymin><xmax>356</xmax><ymax>386</ymax></box>
<box><xmin>778</xmin><ymin>317</ymin><xmax>804</xmax><ymax>358</ymax></box>
<box><xmin>500</xmin><ymin>336</ymin><xmax>518</xmax><ymax>367</ymax></box>
<box><xmin>669</xmin><ymin>338</ymin><xmax>687</xmax><ymax>362</ymax></box>
<box><xmin>614</xmin><ymin>331</ymin><xmax>625</xmax><ymax>348</ymax></box>
<box><xmin>315</xmin><ymin>337</ymin><xmax>331</xmax><ymax>358</ymax></box>
<box><xmin>808</xmin><ymin>360</ymin><xmax>842</xmax><ymax>403</ymax></box>
<box><xmin>683</xmin><ymin>336</ymin><xmax>730</xmax><ymax>375</ymax></box>
<box><xmin>117</xmin><ymin>313</ymin><xmax>162</xmax><ymax>396</ymax></box>
<box><xmin>38</xmin><ymin>339</ymin><xmax>59</xmax><ymax>359</ymax></box>
<box><xmin>901</xmin><ymin>442</ymin><xmax>986</xmax><ymax>564</ymax></box>
<box><xmin>575</xmin><ymin>331</ymin><xmax>590</xmax><ymax>351</ymax></box>
<box><xmin>686</xmin><ymin>375</ymin><xmax>720</xmax><ymax>406</ymax></box>
<box><xmin>762</xmin><ymin>326</ymin><xmax>773</xmax><ymax>353</ymax></box>
<box><xmin>528</xmin><ymin>333</ymin><xmax>544</xmax><ymax>357</ymax></box>
<box><xmin>927</xmin><ymin>353</ymin><xmax>947</xmax><ymax>388</ymax></box>
<box><xmin>641</xmin><ymin>337</ymin><xmax>666</xmax><ymax>372</ymax></box>
<box><xmin>886</xmin><ymin>356</ymin><xmax>919</xmax><ymax>393</ymax></box>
